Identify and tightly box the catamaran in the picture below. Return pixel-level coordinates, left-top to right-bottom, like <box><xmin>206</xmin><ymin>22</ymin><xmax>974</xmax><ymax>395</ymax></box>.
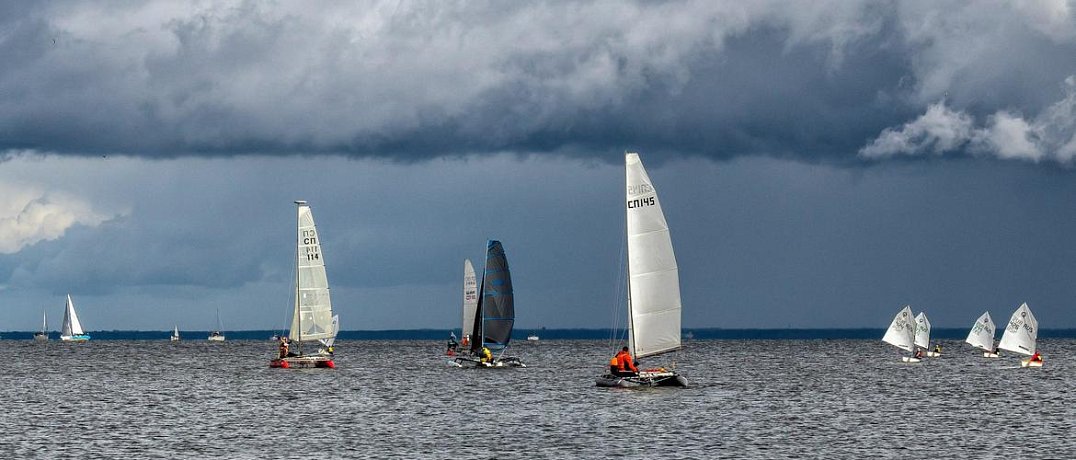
<box><xmin>882</xmin><ymin>305</ymin><xmax>918</xmax><ymax>363</ymax></box>
<box><xmin>997</xmin><ymin>303</ymin><xmax>1042</xmax><ymax>368</ymax></box>
<box><xmin>965</xmin><ymin>312</ymin><xmax>999</xmax><ymax>358</ymax></box>
<box><xmin>270</xmin><ymin>200</ymin><xmax>337</xmax><ymax>369</ymax></box>
<box><xmin>33</xmin><ymin>307</ymin><xmax>49</xmax><ymax>342</ymax></box>
<box><xmin>453</xmin><ymin>241</ymin><xmax>525</xmax><ymax>368</ymax></box>
<box><xmin>208</xmin><ymin>308</ymin><xmax>225</xmax><ymax>341</ymax></box>
<box><xmin>59</xmin><ymin>294</ymin><xmax>90</xmax><ymax>342</ymax></box>
<box><xmin>596</xmin><ymin>152</ymin><xmax>688</xmax><ymax>388</ymax></box>
<box><xmin>171</xmin><ymin>325</ymin><xmax>180</xmax><ymax>342</ymax></box>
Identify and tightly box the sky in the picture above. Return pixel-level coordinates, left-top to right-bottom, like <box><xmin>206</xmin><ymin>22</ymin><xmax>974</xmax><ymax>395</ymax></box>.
<box><xmin>2</xmin><ymin>1</ymin><xmax>1076</xmax><ymax>331</ymax></box>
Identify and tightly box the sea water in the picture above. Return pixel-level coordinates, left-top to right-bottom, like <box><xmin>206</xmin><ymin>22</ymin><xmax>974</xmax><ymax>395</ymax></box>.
<box><xmin>4</xmin><ymin>339</ymin><xmax>1074</xmax><ymax>459</ymax></box>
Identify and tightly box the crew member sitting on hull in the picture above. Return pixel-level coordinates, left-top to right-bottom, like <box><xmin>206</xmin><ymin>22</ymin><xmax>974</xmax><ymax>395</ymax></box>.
<box><xmin>461</xmin><ymin>334</ymin><xmax>470</xmax><ymax>348</ymax></box>
<box><xmin>1030</xmin><ymin>350</ymin><xmax>1043</xmax><ymax>362</ymax></box>
<box><xmin>913</xmin><ymin>348</ymin><xmax>924</xmax><ymax>360</ymax></box>
<box><xmin>278</xmin><ymin>337</ymin><xmax>289</xmax><ymax>359</ymax></box>
<box><xmin>609</xmin><ymin>356</ymin><xmax>619</xmax><ymax>375</ymax></box>
<box><xmin>933</xmin><ymin>344</ymin><xmax>942</xmax><ymax>354</ymax></box>
<box><xmin>480</xmin><ymin>346</ymin><xmax>493</xmax><ymax>364</ymax></box>
<box><xmin>613</xmin><ymin>346</ymin><xmax>638</xmax><ymax>377</ymax></box>
<box><xmin>446</xmin><ymin>332</ymin><xmax>459</xmax><ymax>356</ymax></box>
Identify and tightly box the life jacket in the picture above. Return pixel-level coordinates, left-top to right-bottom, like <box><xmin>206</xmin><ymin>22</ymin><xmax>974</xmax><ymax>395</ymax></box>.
<box><xmin>615</xmin><ymin>351</ymin><xmax>637</xmax><ymax>372</ymax></box>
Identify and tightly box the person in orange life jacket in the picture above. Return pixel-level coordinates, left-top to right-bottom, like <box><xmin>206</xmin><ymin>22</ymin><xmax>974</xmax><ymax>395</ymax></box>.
<box><xmin>614</xmin><ymin>346</ymin><xmax>638</xmax><ymax>376</ymax></box>
<box><xmin>609</xmin><ymin>356</ymin><xmax>619</xmax><ymax>375</ymax></box>
<box><xmin>1030</xmin><ymin>350</ymin><xmax>1042</xmax><ymax>362</ymax></box>
<box><xmin>278</xmin><ymin>337</ymin><xmax>289</xmax><ymax>359</ymax></box>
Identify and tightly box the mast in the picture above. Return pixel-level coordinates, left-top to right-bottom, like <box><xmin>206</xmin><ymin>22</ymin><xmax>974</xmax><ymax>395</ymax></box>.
<box><xmin>625</xmin><ymin>153</ymin><xmax>636</xmax><ymax>358</ymax></box>
<box><xmin>295</xmin><ymin>200</ymin><xmax>305</xmax><ymax>355</ymax></box>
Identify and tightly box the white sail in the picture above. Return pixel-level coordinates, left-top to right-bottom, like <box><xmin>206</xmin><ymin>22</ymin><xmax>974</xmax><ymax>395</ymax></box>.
<box><xmin>882</xmin><ymin>306</ymin><xmax>916</xmax><ymax>352</ymax></box>
<box><xmin>998</xmin><ymin>303</ymin><xmax>1038</xmax><ymax>356</ymax></box>
<box><xmin>914</xmin><ymin>312</ymin><xmax>931</xmax><ymax>349</ymax></box>
<box><xmin>289</xmin><ymin>201</ymin><xmax>335</xmax><ymax>343</ymax></box>
<box><xmin>462</xmin><ymin>259</ymin><xmax>478</xmax><ymax>340</ymax></box>
<box><xmin>965</xmin><ymin>312</ymin><xmax>996</xmax><ymax>351</ymax></box>
<box><xmin>319</xmin><ymin>315</ymin><xmax>341</xmax><ymax>347</ymax></box>
<box><xmin>172</xmin><ymin>325</ymin><xmax>180</xmax><ymax>339</ymax></box>
<box><xmin>61</xmin><ymin>294</ymin><xmax>85</xmax><ymax>336</ymax></box>
<box><xmin>625</xmin><ymin>153</ymin><xmax>682</xmax><ymax>359</ymax></box>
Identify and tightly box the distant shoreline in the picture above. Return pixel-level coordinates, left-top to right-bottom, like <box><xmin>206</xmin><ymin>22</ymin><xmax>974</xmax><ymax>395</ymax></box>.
<box><xmin>6</xmin><ymin>328</ymin><xmax>1076</xmax><ymax>340</ymax></box>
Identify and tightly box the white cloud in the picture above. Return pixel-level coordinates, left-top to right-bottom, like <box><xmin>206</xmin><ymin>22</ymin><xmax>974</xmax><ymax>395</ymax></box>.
<box><xmin>0</xmin><ymin>184</ymin><xmax>112</xmax><ymax>254</ymax></box>
<box><xmin>861</xmin><ymin>75</ymin><xmax>1076</xmax><ymax>164</ymax></box>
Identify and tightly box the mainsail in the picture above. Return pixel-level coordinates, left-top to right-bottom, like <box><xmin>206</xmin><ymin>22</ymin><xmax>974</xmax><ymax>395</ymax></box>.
<box><xmin>625</xmin><ymin>152</ymin><xmax>682</xmax><ymax>359</ymax></box>
<box><xmin>882</xmin><ymin>306</ymin><xmax>916</xmax><ymax>352</ymax></box>
<box><xmin>965</xmin><ymin>312</ymin><xmax>996</xmax><ymax>351</ymax></box>
<box><xmin>471</xmin><ymin>240</ymin><xmax>514</xmax><ymax>351</ymax></box>
<box><xmin>914</xmin><ymin>312</ymin><xmax>931</xmax><ymax>349</ymax></box>
<box><xmin>462</xmin><ymin>259</ymin><xmax>478</xmax><ymax>340</ymax></box>
<box><xmin>61</xmin><ymin>294</ymin><xmax>84</xmax><ymax>337</ymax></box>
<box><xmin>998</xmin><ymin>303</ymin><xmax>1037</xmax><ymax>356</ymax></box>
<box><xmin>289</xmin><ymin>201</ymin><xmax>335</xmax><ymax>343</ymax></box>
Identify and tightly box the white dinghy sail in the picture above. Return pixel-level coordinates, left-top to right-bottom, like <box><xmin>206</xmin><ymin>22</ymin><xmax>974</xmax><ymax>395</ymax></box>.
<box><xmin>596</xmin><ymin>152</ymin><xmax>687</xmax><ymax>388</ymax></box>
<box><xmin>915</xmin><ymin>312</ymin><xmax>939</xmax><ymax>357</ymax></box>
<box><xmin>965</xmin><ymin>312</ymin><xmax>998</xmax><ymax>357</ymax></box>
<box><xmin>998</xmin><ymin>303</ymin><xmax>1042</xmax><ymax>368</ymax></box>
<box><xmin>60</xmin><ymin>294</ymin><xmax>90</xmax><ymax>342</ymax></box>
<box><xmin>271</xmin><ymin>200</ymin><xmax>337</xmax><ymax>369</ymax></box>
<box><xmin>882</xmin><ymin>306</ymin><xmax>918</xmax><ymax>362</ymax></box>
<box><xmin>34</xmin><ymin>308</ymin><xmax>49</xmax><ymax>342</ymax></box>
<box><xmin>461</xmin><ymin>259</ymin><xmax>478</xmax><ymax>348</ymax></box>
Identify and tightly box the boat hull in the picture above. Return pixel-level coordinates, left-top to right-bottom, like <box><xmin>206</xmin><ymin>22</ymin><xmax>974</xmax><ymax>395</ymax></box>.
<box><xmin>595</xmin><ymin>371</ymin><xmax>688</xmax><ymax>388</ymax></box>
<box><xmin>270</xmin><ymin>355</ymin><xmax>335</xmax><ymax>369</ymax></box>
<box><xmin>901</xmin><ymin>357</ymin><xmax>921</xmax><ymax>363</ymax></box>
<box><xmin>983</xmin><ymin>352</ymin><xmax>999</xmax><ymax>358</ymax></box>
<box><xmin>207</xmin><ymin>336</ymin><xmax>225</xmax><ymax>342</ymax></box>
<box><xmin>1021</xmin><ymin>358</ymin><xmax>1043</xmax><ymax>368</ymax></box>
<box><xmin>33</xmin><ymin>333</ymin><xmax>48</xmax><ymax>342</ymax></box>
<box><xmin>925</xmin><ymin>351</ymin><xmax>941</xmax><ymax>358</ymax></box>
<box><xmin>60</xmin><ymin>335</ymin><xmax>90</xmax><ymax>342</ymax></box>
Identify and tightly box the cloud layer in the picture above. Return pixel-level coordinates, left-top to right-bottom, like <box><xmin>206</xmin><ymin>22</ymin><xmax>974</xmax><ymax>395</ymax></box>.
<box><xmin>0</xmin><ymin>183</ymin><xmax>113</xmax><ymax>254</ymax></box>
<box><xmin>860</xmin><ymin>76</ymin><xmax>1076</xmax><ymax>163</ymax></box>
<box><xmin>1</xmin><ymin>1</ymin><xmax>1074</xmax><ymax>161</ymax></box>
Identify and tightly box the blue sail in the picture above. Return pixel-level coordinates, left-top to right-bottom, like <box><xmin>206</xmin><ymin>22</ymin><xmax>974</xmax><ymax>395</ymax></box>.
<box><xmin>471</xmin><ymin>240</ymin><xmax>515</xmax><ymax>351</ymax></box>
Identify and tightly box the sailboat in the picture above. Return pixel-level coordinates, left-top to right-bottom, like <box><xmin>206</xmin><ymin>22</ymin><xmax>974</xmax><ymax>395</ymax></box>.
<box><xmin>208</xmin><ymin>308</ymin><xmax>225</xmax><ymax>341</ymax></box>
<box><xmin>915</xmin><ymin>312</ymin><xmax>940</xmax><ymax>357</ymax></box>
<box><xmin>171</xmin><ymin>325</ymin><xmax>180</xmax><ymax>342</ymax></box>
<box><xmin>882</xmin><ymin>305</ymin><xmax>918</xmax><ymax>363</ymax></box>
<box><xmin>453</xmin><ymin>241</ymin><xmax>525</xmax><ymax>368</ymax></box>
<box><xmin>59</xmin><ymin>294</ymin><xmax>90</xmax><ymax>342</ymax></box>
<box><xmin>33</xmin><ymin>307</ymin><xmax>49</xmax><ymax>342</ymax></box>
<box><xmin>459</xmin><ymin>258</ymin><xmax>479</xmax><ymax>352</ymax></box>
<box><xmin>997</xmin><ymin>303</ymin><xmax>1042</xmax><ymax>368</ymax></box>
<box><xmin>596</xmin><ymin>152</ymin><xmax>688</xmax><ymax>388</ymax></box>
<box><xmin>270</xmin><ymin>200</ymin><xmax>337</xmax><ymax>369</ymax></box>
<box><xmin>965</xmin><ymin>312</ymin><xmax>999</xmax><ymax>358</ymax></box>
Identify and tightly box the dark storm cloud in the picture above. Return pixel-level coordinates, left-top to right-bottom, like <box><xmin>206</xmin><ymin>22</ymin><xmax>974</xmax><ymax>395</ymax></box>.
<box><xmin>2</xmin><ymin>1</ymin><xmax>1074</xmax><ymax>162</ymax></box>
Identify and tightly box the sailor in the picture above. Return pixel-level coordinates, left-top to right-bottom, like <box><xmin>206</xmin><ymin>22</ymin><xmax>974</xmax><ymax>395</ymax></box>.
<box><xmin>1030</xmin><ymin>350</ymin><xmax>1043</xmax><ymax>362</ymax></box>
<box><xmin>278</xmin><ymin>337</ymin><xmax>289</xmax><ymax>359</ymax></box>
<box><xmin>614</xmin><ymin>346</ymin><xmax>638</xmax><ymax>376</ymax></box>
<box><xmin>913</xmin><ymin>348</ymin><xmax>924</xmax><ymax>360</ymax></box>
<box><xmin>480</xmin><ymin>346</ymin><xmax>493</xmax><ymax>364</ymax></box>
<box><xmin>326</xmin><ymin>345</ymin><xmax>334</xmax><ymax>356</ymax></box>
<box><xmin>461</xmin><ymin>334</ymin><xmax>470</xmax><ymax>347</ymax></box>
<box><xmin>609</xmin><ymin>356</ymin><xmax>619</xmax><ymax>375</ymax></box>
<box><xmin>447</xmin><ymin>332</ymin><xmax>459</xmax><ymax>355</ymax></box>
<box><xmin>933</xmin><ymin>344</ymin><xmax>942</xmax><ymax>354</ymax></box>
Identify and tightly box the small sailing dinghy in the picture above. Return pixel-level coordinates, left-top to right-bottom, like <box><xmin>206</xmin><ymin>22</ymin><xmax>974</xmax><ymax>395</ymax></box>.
<box><xmin>965</xmin><ymin>312</ymin><xmax>999</xmax><ymax>358</ymax></box>
<box><xmin>453</xmin><ymin>241</ymin><xmax>525</xmax><ymax>368</ymax></box>
<box><xmin>171</xmin><ymin>325</ymin><xmax>180</xmax><ymax>342</ymax></box>
<box><xmin>997</xmin><ymin>303</ymin><xmax>1042</xmax><ymax>368</ymax></box>
<box><xmin>208</xmin><ymin>308</ymin><xmax>225</xmax><ymax>341</ymax></box>
<box><xmin>33</xmin><ymin>307</ymin><xmax>49</xmax><ymax>342</ymax></box>
<box><xmin>915</xmin><ymin>312</ymin><xmax>940</xmax><ymax>357</ymax></box>
<box><xmin>596</xmin><ymin>153</ymin><xmax>688</xmax><ymax>388</ymax></box>
<box><xmin>883</xmin><ymin>306</ymin><xmax>918</xmax><ymax>363</ymax></box>
<box><xmin>59</xmin><ymin>294</ymin><xmax>90</xmax><ymax>342</ymax></box>
<box><xmin>270</xmin><ymin>201</ymin><xmax>337</xmax><ymax>369</ymax></box>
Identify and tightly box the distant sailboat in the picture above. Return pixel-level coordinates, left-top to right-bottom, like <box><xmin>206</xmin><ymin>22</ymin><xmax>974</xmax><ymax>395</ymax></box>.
<box><xmin>171</xmin><ymin>325</ymin><xmax>180</xmax><ymax>342</ymax></box>
<box><xmin>270</xmin><ymin>200</ymin><xmax>337</xmax><ymax>369</ymax></box>
<box><xmin>965</xmin><ymin>312</ymin><xmax>999</xmax><ymax>358</ymax></box>
<box><xmin>453</xmin><ymin>258</ymin><xmax>479</xmax><ymax>355</ymax></box>
<box><xmin>596</xmin><ymin>152</ymin><xmax>688</xmax><ymax>388</ymax></box>
<box><xmin>208</xmin><ymin>308</ymin><xmax>225</xmax><ymax>342</ymax></box>
<box><xmin>883</xmin><ymin>306</ymin><xmax>918</xmax><ymax>363</ymax></box>
<box><xmin>453</xmin><ymin>241</ymin><xmax>525</xmax><ymax>368</ymax></box>
<box><xmin>998</xmin><ymin>303</ymin><xmax>1042</xmax><ymax>368</ymax></box>
<box><xmin>915</xmin><ymin>312</ymin><xmax>940</xmax><ymax>357</ymax></box>
<box><xmin>59</xmin><ymin>294</ymin><xmax>90</xmax><ymax>342</ymax></box>
<box><xmin>33</xmin><ymin>307</ymin><xmax>49</xmax><ymax>342</ymax></box>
